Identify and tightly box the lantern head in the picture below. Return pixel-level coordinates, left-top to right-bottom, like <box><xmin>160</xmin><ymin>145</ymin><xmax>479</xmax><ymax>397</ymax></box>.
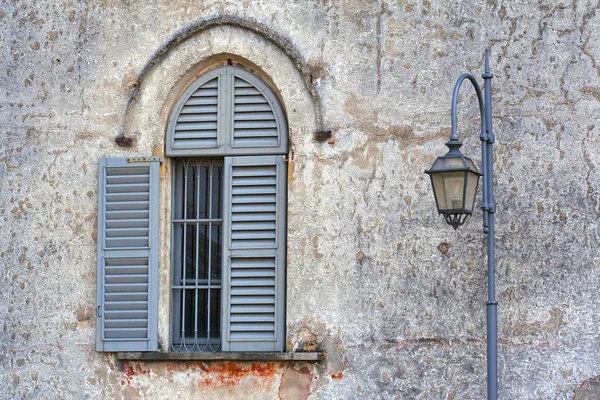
<box><xmin>425</xmin><ymin>139</ymin><xmax>482</xmax><ymax>229</ymax></box>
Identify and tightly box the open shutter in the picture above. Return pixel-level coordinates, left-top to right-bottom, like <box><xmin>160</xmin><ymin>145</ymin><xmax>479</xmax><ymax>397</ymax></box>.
<box><xmin>96</xmin><ymin>157</ymin><xmax>160</xmax><ymax>352</ymax></box>
<box><xmin>222</xmin><ymin>155</ymin><xmax>286</xmax><ymax>351</ymax></box>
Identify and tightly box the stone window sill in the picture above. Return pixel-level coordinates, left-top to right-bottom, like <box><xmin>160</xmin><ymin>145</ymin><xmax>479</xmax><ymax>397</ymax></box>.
<box><xmin>117</xmin><ymin>352</ymin><xmax>326</xmax><ymax>362</ymax></box>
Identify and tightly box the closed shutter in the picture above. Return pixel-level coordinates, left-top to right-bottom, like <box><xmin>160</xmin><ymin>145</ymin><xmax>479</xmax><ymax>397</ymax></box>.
<box><xmin>222</xmin><ymin>155</ymin><xmax>286</xmax><ymax>351</ymax></box>
<box><xmin>167</xmin><ymin>70</ymin><xmax>221</xmax><ymax>155</ymax></box>
<box><xmin>165</xmin><ymin>65</ymin><xmax>288</xmax><ymax>157</ymax></box>
<box><xmin>231</xmin><ymin>74</ymin><xmax>280</xmax><ymax>148</ymax></box>
<box><xmin>173</xmin><ymin>77</ymin><xmax>219</xmax><ymax>149</ymax></box>
<box><xmin>96</xmin><ymin>157</ymin><xmax>160</xmax><ymax>352</ymax></box>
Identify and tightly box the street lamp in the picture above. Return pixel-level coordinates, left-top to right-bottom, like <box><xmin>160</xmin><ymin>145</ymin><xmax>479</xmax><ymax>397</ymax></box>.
<box><xmin>425</xmin><ymin>49</ymin><xmax>498</xmax><ymax>400</ymax></box>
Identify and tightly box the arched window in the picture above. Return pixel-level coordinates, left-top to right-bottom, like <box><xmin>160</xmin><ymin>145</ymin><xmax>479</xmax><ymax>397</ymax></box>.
<box><xmin>96</xmin><ymin>64</ymin><xmax>288</xmax><ymax>353</ymax></box>
<box><xmin>168</xmin><ymin>65</ymin><xmax>288</xmax><ymax>352</ymax></box>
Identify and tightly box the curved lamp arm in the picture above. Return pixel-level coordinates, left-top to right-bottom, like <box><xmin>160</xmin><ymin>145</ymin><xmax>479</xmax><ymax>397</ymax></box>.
<box><xmin>450</xmin><ymin>73</ymin><xmax>486</xmax><ymax>142</ymax></box>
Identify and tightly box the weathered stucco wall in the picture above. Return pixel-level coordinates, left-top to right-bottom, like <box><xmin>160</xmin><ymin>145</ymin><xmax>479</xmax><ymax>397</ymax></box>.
<box><xmin>1</xmin><ymin>0</ymin><xmax>600</xmax><ymax>399</ymax></box>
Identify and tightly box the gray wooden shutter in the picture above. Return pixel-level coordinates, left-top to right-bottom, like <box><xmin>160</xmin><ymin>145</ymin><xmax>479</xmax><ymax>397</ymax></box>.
<box><xmin>165</xmin><ymin>65</ymin><xmax>288</xmax><ymax>157</ymax></box>
<box><xmin>222</xmin><ymin>155</ymin><xmax>286</xmax><ymax>351</ymax></box>
<box><xmin>230</xmin><ymin>70</ymin><xmax>285</xmax><ymax>150</ymax></box>
<box><xmin>166</xmin><ymin>69</ymin><xmax>221</xmax><ymax>155</ymax></box>
<box><xmin>96</xmin><ymin>157</ymin><xmax>160</xmax><ymax>352</ymax></box>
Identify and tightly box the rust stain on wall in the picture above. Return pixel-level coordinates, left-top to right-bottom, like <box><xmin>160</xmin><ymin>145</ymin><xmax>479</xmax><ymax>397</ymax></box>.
<box><xmin>196</xmin><ymin>362</ymin><xmax>281</xmax><ymax>388</ymax></box>
<box><xmin>121</xmin><ymin>361</ymin><xmax>151</xmax><ymax>386</ymax></box>
<box><xmin>164</xmin><ymin>361</ymin><xmax>282</xmax><ymax>386</ymax></box>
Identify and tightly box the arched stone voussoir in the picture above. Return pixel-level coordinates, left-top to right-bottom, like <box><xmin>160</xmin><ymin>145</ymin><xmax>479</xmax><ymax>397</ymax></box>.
<box><xmin>120</xmin><ymin>17</ymin><xmax>324</xmax><ymax>153</ymax></box>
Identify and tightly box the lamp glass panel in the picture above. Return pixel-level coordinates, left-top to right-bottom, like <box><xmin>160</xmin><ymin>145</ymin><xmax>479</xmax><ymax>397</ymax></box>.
<box><xmin>464</xmin><ymin>158</ymin><xmax>479</xmax><ymax>173</ymax></box>
<box><xmin>464</xmin><ymin>171</ymin><xmax>480</xmax><ymax>212</ymax></box>
<box><xmin>433</xmin><ymin>157</ymin><xmax>465</xmax><ymax>169</ymax></box>
<box><xmin>431</xmin><ymin>171</ymin><xmax>467</xmax><ymax>212</ymax></box>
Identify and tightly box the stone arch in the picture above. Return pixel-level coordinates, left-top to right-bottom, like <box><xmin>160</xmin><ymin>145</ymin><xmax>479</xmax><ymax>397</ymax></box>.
<box><xmin>119</xmin><ymin>16</ymin><xmax>327</xmax><ymax>152</ymax></box>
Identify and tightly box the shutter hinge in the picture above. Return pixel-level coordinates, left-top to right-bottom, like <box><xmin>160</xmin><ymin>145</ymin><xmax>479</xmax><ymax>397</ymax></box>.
<box><xmin>97</xmin><ymin>305</ymin><xmax>101</xmax><ymax>317</ymax></box>
<box><xmin>283</xmin><ymin>151</ymin><xmax>294</xmax><ymax>163</ymax></box>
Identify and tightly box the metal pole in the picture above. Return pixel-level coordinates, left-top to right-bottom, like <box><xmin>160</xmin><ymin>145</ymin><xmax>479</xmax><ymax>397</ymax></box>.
<box><xmin>447</xmin><ymin>49</ymin><xmax>498</xmax><ymax>399</ymax></box>
<box><xmin>434</xmin><ymin>49</ymin><xmax>498</xmax><ymax>398</ymax></box>
<box><xmin>482</xmin><ymin>49</ymin><xmax>498</xmax><ymax>400</ymax></box>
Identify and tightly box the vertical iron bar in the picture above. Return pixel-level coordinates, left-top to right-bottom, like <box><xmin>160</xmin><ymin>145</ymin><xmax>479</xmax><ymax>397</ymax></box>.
<box><xmin>194</xmin><ymin>162</ymin><xmax>201</xmax><ymax>350</ymax></box>
<box><xmin>207</xmin><ymin>162</ymin><xmax>214</xmax><ymax>350</ymax></box>
<box><xmin>483</xmin><ymin>48</ymin><xmax>498</xmax><ymax>400</ymax></box>
<box><xmin>171</xmin><ymin>161</ymin><xmax>181</xmax><ymax>352</ymax></box>
<box><xmin>181</xmin><ymin>162</ymin><xmax>189</xmax><ymax>351</ymax></box>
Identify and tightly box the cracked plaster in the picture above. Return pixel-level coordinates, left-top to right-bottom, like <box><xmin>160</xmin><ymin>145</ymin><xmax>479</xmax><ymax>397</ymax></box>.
<box><xmin>1</xmin><ymin>0</ymin><xmax>600</xmax><ymax>399</ymax></box>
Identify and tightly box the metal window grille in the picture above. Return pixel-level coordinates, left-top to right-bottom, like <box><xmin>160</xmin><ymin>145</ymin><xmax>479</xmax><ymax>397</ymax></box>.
<box><xmin>171</xmin><ymin>159</ymin><xmax>223</xmax><ymax>352</ymax></box>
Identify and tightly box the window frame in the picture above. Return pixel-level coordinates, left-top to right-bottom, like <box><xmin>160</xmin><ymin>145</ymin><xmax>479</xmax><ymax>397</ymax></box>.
<box><xmin>167</xmin><ymin>64</ymin><xmax>289</xmax><ymax>353</ymax></box>
<box><xmin>96</xmin><ymin>63</ymin><xmax>290</xmax><ymax>354</ymax></box>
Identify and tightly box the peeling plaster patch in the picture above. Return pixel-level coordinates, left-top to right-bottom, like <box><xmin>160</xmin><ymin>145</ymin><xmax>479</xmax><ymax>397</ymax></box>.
<box><xmin>311</xmin><ymin>236</ymin><xmax>324</xmax><ymax>259</ymax></box>
<box><xmin>574</xmin><ymin>375</ymin><xmax>600</xmax><ymax>399</ymax></box>
<box><xmin>288</xmin><ymin>319</ymin><xmax>346</xmax><ymax>386</ymax></box>
<box><xmin>343</xmin><ymin>93</ymin><xmax>436</xmax><ymax>148</ymax></box>
<box><xmin>278</xmin><ymin>366</ymin><xmax>314</xmax><ymax>400</ymax></box>
<box><xmin>437</xmin><ymin>242</ymin><xmax>452</xmax><ymax>254</ymax></box>
<box><xmin>504</xmin><ymin>307</ymin><xmax>566</xmax><ymax>337</ymax></box>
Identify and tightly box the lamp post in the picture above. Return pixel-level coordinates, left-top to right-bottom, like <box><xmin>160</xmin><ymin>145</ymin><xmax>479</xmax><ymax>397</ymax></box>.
<box><xmin>425</xmin><ymin>49</ymin><xmax>497</xmax><ymax>400</ymax></box>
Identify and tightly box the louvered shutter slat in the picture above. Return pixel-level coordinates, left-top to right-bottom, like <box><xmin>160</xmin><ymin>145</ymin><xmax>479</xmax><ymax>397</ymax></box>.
<box><xmin>105</xmin><ymin>265</ymin><xmax>148</xmax><ymax>272</ymax></box>
<box><xmin>234</xmin><ymin>120</ymin><xmax>278</xmax><ymax>129</ymax></box>
<box><xmin>175</xmin><ymin>121</ymin><xmax>218</xmax><ymax>131</ymax></box>
<box><xmin>232</xmin><ymin>213</ymin><xmax>276</xmax><ymax>222</ymax></box>
<box><xmin>230</xmin><ymin>295</ymin><xmax>275</xmax><ymax>304</ymax></box>
<box><xmin>106</xmin><ymin>174</ymin><xmax>149</xmax><ymax>184</ymax></box>
<box><xmin>104</xmin><ymin>292</ymin><xmax>149</xmax><ymax>302</ymax></box>
<box><xmin>172</xmin><ymin>131</ymin><xmax>219</xmax><ymax>140</ymax></box>
<box><xmin>230</xmin><ymin>304</ymin><xmax>275</xmax><ymax>313</ymax></box>
<box><xmin>107</xmin><ymin>210</ymin><xmax>149</xmax><ymax>219</ymax></box>
<box><xmin>105</xmin><ymin>319</ymin><xmax>149</xmax><ymax>328</ymax></box>
<box><xmin>104</xmin><ymin>328</ymin><xmax>149</xmax><ymax>339</ymax></box>
<box><xmin>184</xmin><ymin>98</ymin><xmax>218</xmax><ymax>106</ymax></box>
<box><xmin>234</xmin><ymin>95</ymin><xmax>270</xmax><ymax>104</ymax></box>
<box><xmin>222</xmin><ymin>156</ymin><xmax>286</xmax><ymax>351</ymax></box>
<box><xmin>177</xmin><ymin>114</ymin><xmax>219</xmax><ymax>122</ymax></box>
<box><xmin>105</xmin><ymin>273</ymin><xmax>148</xmax><ymax>283</ymax></box>
<box><xmin>230</xmin><ymin>332</ymin><xmax>275</xmax><ymax>340</ymax></box>
<box><xmin>230</xmin><ymin>314</ymin><xmax>275</xmax><ymax>322</ymax></box>
<box><xmin>106</xmin><ymin>219</ymin><xmax>149</xmax><ymax>229</ymax></box>
<box><xmin>97</xmin><ymin>157</ymin><xmax>160</xmax><ymax>352</ymax></box>
<box><xmin>104</xmin><ymin>310</ymin><xmax>148</xmax><ymax>319</ymax></box>
<box><xmin>180</xmin><ymin>105</ymin><xmax>219</xmax><ymax>114</ymax></box>
<box><xmin>231</xmin><ymin>269</ymin><xmax>275</xmax><ymax>277</ymax></box>
<box><xmin>235</xmin><ymin>103</ymin><xmax>273</xmax><ymax>112</ymax></box>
